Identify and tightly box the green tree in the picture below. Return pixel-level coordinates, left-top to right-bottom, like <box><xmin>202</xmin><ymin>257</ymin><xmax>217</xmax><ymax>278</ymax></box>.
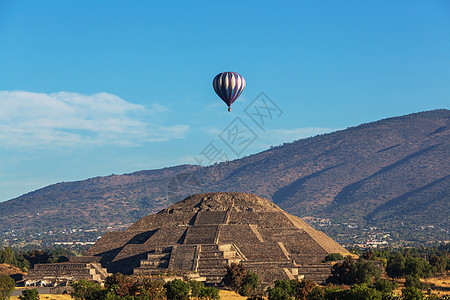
<box><xmin>362</xmin><ymin>250</ymin><xmax>375</xmax><ymax>260</ymax></box>
<box><xmin>23</xmin><ymin>250</ymin><xmax>49</xmax><ymax>268</ymax></box>
<box><xmin>404</xmin><ymin>256</ymin><xmax>432</xmax><ymax>278</ymax></box>
<box><xmin>71</xmin><ymin>279</ymin><xmax>105</xmax><ymax>300</ymax></box>
<box><xmin>223</xmin><ymin>263</ymin><xmax>247</xmax><ymax>292</ymax></box>
<box><xmin>345</xmin><ymin>283</ymin><xmax>383</xmax><ymax>300</ymax></box>
<box><xmin>267</xmin><ymin>286</ymin><xmax>292</xmax><ymax>300</ymax></box>
<box><xmin>15</xmin><ymin>254</ymin><xmax>31</xmax><ymax>272</ymax></box>
<box><xmin>352</xmin><ymin>259</ymin><xmax>382</xmax><ymax>284</ymax></box>
<box><xmin>0</xmin><ymin>247</ymin><xmax>17</xmax><ymax>266</ymax></box>
<box><xmin>0</xmin><ymin>275</ymin><xmax>15</xmax><ymax>300</ymax></box>
<box><xmin>223</xmin><ymin>263</ymin><xmax>259</xmax><ymax>296</ymax></box>
<box><xmin>104</xmin><ymin>273</ymin><xmax>138</xmax><ymax>297</ymax></box>
<box><xmin>267</xmin><ymin>279</ymin><xmax>315</xmax><ymax>300</ymax></box>
<box><xmin>306</xmin><ymin>286</ymin><xmax>325</xmax><ymax>300</ymax></box>
<box><xmin>140</xmin><ymin>278</ymin><xmax>165</xmax><ymax>300</ymax></box>
<box><xmin>198</xmin><ymin>287</ymin><xmax>220</xmax><ymax>300</ymax></box>
<box><xmin>404</xmin><ymin>275</ymin><xmax>428</xmax><ymax>290</ymax></box>
<box><xmin>190</xmin><ymin>280</ymin><xmax>205</xmax><ymax>299</ymax></box>
<box><xmin>323</xmin><ymin>286</ymin><xmax>346</xmax><ymax>300</ymax></box>
<box><xmin>428</xmin><ymin>255</ymin><xmax>446</xmax><ymax>274</ymax></box>
<box><xmin>246</xmin><ymin>289</ymin><xmax>266</xmax><ymax>300</ymax></box>
<box><xmin>19</xmin><ymin>289</ymin><xmax>39</xmax><ymax>300</ymax></box>
<box><xmin>324</xmin><ymin>253</ymin><xmax>344</xmax><ymax>262</ymax></box>
<box><xmin>401</xmin><ymin>287</ymin><xmax>424</xmax><ymax>300</ymax></box>
<box><xmin>294</xmin><ymin>279</ymin><xmax>316</xmax><ymax>300</ymax></box>
<box><xmin>386</xmin><ymin>253</ymin><xmax>406</xmax><ymax>278</ymax></box>
<box><xmin>326</xmin><ymin>257</ymin><xmax>381</xmax><ymax>285</ymax></box>
<box><xmin>164</xmin><ymin>279</ymin><xmax>190</xmax><ymax>300</ymax></box>
<box><xmin>239</xmin><ymin>273</ymin><xmax>259</xmax><ymax>297</ymax></box>
<box><xmin>372</xmin><ymin>278</ymin><xmax>397</xmax><ymax>294</ymax></box>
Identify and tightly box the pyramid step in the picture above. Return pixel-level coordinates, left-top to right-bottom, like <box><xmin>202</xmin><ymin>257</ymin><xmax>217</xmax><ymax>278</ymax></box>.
<box><xmin>205</xmin><ymin>276</ymin><xmax>225</xmax><ymax>284</ymax></box>
<box><xmin>218</xmin><ymin>244</ymin><xmax>233</xmax><ymax>251</ymax></box>
<box><xmin>197</xmin><ymin>269</ymin><xmax>227</xmax><ymax>277</ymax></box>
<box><xmin>200</xmin><ymin>245</ymin><xmax>221</xmax><ymax>252</ymax></box>
<box><xmin>140</xmin><ymin>261</ymin><xmax>169</xmax><ymax>268</ymax></box>
<box><xmin>198</xmin><ymin>258</ymin><xmax>240</xmax><ymax>268</ymax></box>
<box><xmin>200</xmin><ymin>252</ymin><xmax>223</xmax><ymax>258</ymax></box>
<box><xmin>147</xmin><ymin>253</ymin><xmax>170</xmax><ymax>260</ymax></box>
<box><xmin>134</xmin><ymin>268</ymin><xmax>166</xmax><ymax>275</ymax></box>
<box><xmin>200</xmin><ymin>250</ymin><xmax>239</xmax><ymax>259</ymax></box>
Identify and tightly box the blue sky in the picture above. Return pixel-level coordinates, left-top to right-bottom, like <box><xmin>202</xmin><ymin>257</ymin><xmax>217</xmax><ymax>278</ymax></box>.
<box><xmin>0</xmin><ymin>1</ymin><xmax>449</xmax><ymax>202</ymax></box>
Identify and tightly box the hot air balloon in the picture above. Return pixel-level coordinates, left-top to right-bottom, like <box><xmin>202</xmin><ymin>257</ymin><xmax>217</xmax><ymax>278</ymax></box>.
<box><xmin>213</xmin><ymin>72</ymin><xmax>246</xmax><ymax>111</ymax></box>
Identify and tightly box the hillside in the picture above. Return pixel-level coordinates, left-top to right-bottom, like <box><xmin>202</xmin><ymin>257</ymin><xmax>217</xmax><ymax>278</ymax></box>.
<box><xmin>1</xmin><ymin>109</ymin><xmax>449</xmax><ymax>246</ymax></box>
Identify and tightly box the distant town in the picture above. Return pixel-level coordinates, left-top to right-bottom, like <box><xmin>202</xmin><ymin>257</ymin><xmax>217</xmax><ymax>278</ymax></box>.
<box><xmin>2</xmin><ymin>219</ymin><xmax>448</xmax><ymax>250</ymax></box>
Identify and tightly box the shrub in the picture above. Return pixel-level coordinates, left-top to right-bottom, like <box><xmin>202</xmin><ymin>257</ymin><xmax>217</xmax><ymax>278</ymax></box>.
<box><xmin>71</xmin><ymin>279</ymin><xmax>105</xmax><ymax>300</ymax></box>
<box><xmin>401</xmin><ymin>287</ymin><xmax>424</xmax><ymax>300</ymax></box>
<box><xmin>19</xmin><ymin>289</ymin><xmax>39</xmax><ymax>300</ymax></box>
<box><xmin>362</xmin><ymin>250</ymin><xmax>375</xmax><ymax>260</ymax></box>
<box><xmin>386</xmin><ymin>253</ymin><xmax>406</xmax><ymax>278</ymax></box>
<box><xmin>164</xmin><ymin>279</ymin><xmax>190</xmax><ymax>300</ymax></box>
<box><xmin>326</xmin><ymin>256</ymin><xmax>381</xmax><ymax>285</ymax></box>
<box><xmin>104</xmin><ymin>273</ymin><xmax>138</xmax><ymax>297</ymax></box>
<box><xmin>372</xmin><ymin>278</ymin><xmax>397</xmax><ymax>294</ymax></box>
<box><xmin>429</xmin><ymin>255</ymin><xmax>446</xmax><ymax>274</ymax></box>
<box><xmin>223</xmin><ymin>263</ymin><xmax>247</xmax><ymax>291</ymax></box>
<box><xmin>404</xmin><ymin>256</ymin><xmax>432</xmax><ymax>278</ymax></box>
<box><xmin>404</xmin><ymin>275</ymin><xmax>429</xmax><ymax>290</ymax></box>
<box><xmin>0</xmin><ymin>275</ymin><xmax>15</xmax><ymax>300</ymax></box>
<box><xmin>267</xmin><ymin>279</ymin><xmax>315</xmax><ymax>300</ymax></box>
<box><xmin>140</xmin><ymin>278</ymin><xmax>166</xmax><ymax>300</ymax></box>
<box><xmin>345</xmin><ymin>283</ymin><xmax>383</xmax><ymax>300</ymax></box>
<box><xmin>223</xmin><ymin>263</ymin><xmax>259</xmax><ymax>296</ymax></box>
<box><xmin>295</xmin><ymin>279</ymin><xmax>316</xmax><ymax>300</ymax></box>
<box><xmin>306</xmin><ymin>286</ymin><xmax>325</xmax><ymax>300</ymax></box>
<box><xmin>239</xmin><ymin>272</ymin><xmax>259</xmax><ymax>297</ymax></box>
<box><xmin>386</xmin><ymin>253</ymin><xmax>434</xmax><ymax>279</ymax></box>
<box><xmin>267</xmin><ymin>285</ymin><xmax>292</xmax><ymax>300</ymax></box>
<box><xmin>189</xmin><ymin>280</ymin><xmax>205</xmax><ymax>299</ymax></box>
<box><xmin>323</xmin><ymin>286</ymin><xmax>346</xmax><ymax>300</ymax></box>
<box><xmin>0</xmin><ymin>247</ymin><xmax>17</xmax><ymax>265</ymax></box>
<box><xmin>324</xmin><ymin>253</ymin><xmax>344</xmax><ymax>262</ymax></box>
<box><xmin>246</xmin><ymin>289</ymin><xmax>266</xmax><ymax>300</ymax></box>
<box><xmin>198</xmin><ymin>287</ymin><xmax>220</xmax><ymax>300</ymax></box>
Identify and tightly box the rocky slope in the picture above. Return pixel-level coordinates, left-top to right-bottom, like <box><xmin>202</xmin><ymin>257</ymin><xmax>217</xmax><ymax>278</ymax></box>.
<box><xmin>1</xmin><ymin>109</ymin><xmax>448</xmax><ymax>245</ymax></box>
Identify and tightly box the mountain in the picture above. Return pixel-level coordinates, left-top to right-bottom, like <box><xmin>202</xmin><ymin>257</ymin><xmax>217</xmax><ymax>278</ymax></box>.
<box><xmin>1</xmin><ymin>109</ymin><xmax>449</xmax><ymax>246</ymax></box>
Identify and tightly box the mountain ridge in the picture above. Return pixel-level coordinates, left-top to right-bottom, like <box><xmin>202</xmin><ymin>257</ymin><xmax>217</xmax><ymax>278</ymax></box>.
<box><xmin>1</xmin><ymin>109</ymin><xmax>449</xmax><ymax>246</ymax></box>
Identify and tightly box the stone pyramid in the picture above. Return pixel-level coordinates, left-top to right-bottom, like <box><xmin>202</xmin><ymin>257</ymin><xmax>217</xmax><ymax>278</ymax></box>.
<box><xmin>83</xmin><ymin>193</ymin><xmax>349</xmax><ymax>284</ymax></box>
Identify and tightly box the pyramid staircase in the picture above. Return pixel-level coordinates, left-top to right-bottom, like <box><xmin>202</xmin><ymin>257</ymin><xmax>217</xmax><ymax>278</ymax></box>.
<box><xmin>134</xmin><ymin>247</ymin><xmax>172</xmax><ymax>275</ymax></box>
<box><xmin>196</xmin><ymin>244</ymin><xmax>241</xmax><ymax>284</ymax></box>
<box><xmin>26</xmin><ymin>262</ymin><xmax>110</xmax><ymax>283</ymax></box>
<box><xmin>297</xmin><ymin>264</ymin><xmax>332</xmax><ymax>283</ymax></box>
<box><xmin>133</xmin><ymin>244</ymin><xmax>242</xmax><ymax>284</ymax></box>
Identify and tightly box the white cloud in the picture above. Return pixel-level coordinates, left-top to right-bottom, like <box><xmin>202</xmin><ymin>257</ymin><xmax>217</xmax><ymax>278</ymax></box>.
<box><xmin>0</xmin><ymin>91</ymin><xmax>189</xmax><ymax>148</ymax></box>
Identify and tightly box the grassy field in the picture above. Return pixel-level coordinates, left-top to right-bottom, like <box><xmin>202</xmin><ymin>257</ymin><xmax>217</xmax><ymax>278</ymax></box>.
<box><xmin>391</xmin><ymin>273</ymin><xmax>450</xmax><ymax>296</ymax></box>
<box><xmin>11</xmin><ymin>293</ymin><xmax>71</xmax><ymax>300</ymax></box>
<box><xmin>423</xmin><ymin>273</ymin><xmax>450</xmax><ymax>296</ymax></box>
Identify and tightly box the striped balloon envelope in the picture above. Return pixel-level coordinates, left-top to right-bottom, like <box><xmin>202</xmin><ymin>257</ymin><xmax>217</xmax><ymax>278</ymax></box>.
<box><xmin>213</xmin><ymin>72</ymin><xmax>246</xmax><ymax>111</ymax></box>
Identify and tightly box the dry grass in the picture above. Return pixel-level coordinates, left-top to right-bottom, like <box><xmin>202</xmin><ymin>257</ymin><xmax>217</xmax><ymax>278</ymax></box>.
<box><xmin>423</xmin><ymin>273</ymin><xmax>450</xmax><ymax>296</ymax></box>
<box><xmin>0</xmin><ymin>263</ymin><xmax>24</xmax><ymax>276</ymax></box>
<box><xmin>11</xmin><ymin>293</ymin><xmax>71</xmax><ymax>300</ymax></box>
<box><xmin>219</xmin><ymin>289</ymin><xmax>247</xmax><ymax>300</ymax></box>
<box><xmin>392</xmin><ymin>272</ymin><xmax>450</xmax><ymax>296</ymax></box>
<box><xmin>10</xmin><ymin>288</ymin><xmax>246</xmax><ymax>300</ymax></box>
